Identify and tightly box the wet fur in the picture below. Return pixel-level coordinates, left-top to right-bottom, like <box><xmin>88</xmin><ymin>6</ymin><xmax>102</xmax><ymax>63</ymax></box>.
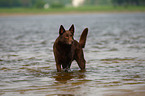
<box><xmin>53</xmin><ymin>24</ymin><xmax>88</xmax><ymax>72</ymax></box>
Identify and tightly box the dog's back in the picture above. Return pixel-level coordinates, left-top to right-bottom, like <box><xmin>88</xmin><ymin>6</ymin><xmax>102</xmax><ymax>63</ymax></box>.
<box><xmin>53</xmin><ymin>24</ymin><xmax>88</xmax><ymax>72</ymax></box>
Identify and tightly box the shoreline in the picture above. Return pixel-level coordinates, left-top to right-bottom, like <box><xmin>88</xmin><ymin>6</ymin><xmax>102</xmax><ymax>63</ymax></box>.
<box><xmin>0</xmin><ymin>6</ymin><xmax>145</xmax><ymax>16</ymax></box>
<box><xmin>0</xmin><ymin>11</ymin><xmax>145</xmax><ymax>16</ymax></box>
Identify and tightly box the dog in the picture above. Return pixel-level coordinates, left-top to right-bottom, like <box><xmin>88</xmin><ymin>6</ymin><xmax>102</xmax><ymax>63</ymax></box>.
<box><xmin>53</xmin><ymin>24</ymin><xmax>88</xmax><ymax>72</ymax></box>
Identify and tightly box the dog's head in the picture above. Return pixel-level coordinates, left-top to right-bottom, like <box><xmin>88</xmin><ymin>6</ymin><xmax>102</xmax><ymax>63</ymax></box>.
<box><xmin>59</xmin><ymin>24</ymin><xmax>74</xmax><ymax>45</ymax></box>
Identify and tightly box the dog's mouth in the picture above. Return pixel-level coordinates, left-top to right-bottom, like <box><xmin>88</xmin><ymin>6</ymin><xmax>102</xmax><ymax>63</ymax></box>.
<box><xmin>68</xmin><ymin>42</ymin><xmax>73</xmax><ymax>45</ymax></box>
<box><xmin>67</xmin><ymin>40</ymin><xmax>74</xmax><ymax>45</ymax></box>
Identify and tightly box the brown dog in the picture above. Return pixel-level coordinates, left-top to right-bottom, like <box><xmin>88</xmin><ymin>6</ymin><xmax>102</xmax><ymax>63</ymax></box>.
<box><xmin>53</xmin><ymin>24</ymin><xmax>88</xmax><ymax>72</ymax></box>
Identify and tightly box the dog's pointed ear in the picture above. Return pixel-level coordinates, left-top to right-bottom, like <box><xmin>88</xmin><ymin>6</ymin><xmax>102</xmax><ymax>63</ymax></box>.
<box><xmin>69</xmin><ymin>24</ymin><xmax>74</xmax><ymax>34</ymax></box>
<box><xmin>59</xmin><ymin>25</ymin><xmax>65</xmax><ymax>35</ymax></box>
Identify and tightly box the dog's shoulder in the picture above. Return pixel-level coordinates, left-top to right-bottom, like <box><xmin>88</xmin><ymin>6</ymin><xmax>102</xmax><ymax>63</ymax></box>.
<box><xmin>53</xmin><ymin>36</ymin><xmax>60</xmax><ymax>45</ymax></box>
<box><xmin>53</xmin><ymin>37</ymin><xmax>61</xmax><ymax>53</ymax></box>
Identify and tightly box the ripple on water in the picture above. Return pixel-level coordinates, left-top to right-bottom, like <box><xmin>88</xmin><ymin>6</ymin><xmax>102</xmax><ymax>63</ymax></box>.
<box><xmin>0</xmin><ymin>13</ymin><xmax>145</xmax><ymax>96</ymax></box>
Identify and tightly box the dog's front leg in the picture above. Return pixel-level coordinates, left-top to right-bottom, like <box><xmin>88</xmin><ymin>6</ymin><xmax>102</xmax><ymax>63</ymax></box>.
<box><xmin>56</xmin><ymin>64</ymin><xmax>61</xmax><ymax>72</ymax></box>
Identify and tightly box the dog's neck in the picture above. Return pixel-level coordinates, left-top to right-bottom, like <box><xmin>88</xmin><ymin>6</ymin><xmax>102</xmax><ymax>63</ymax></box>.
<box><xmin>58</xmin><ymin>41</ymin><xmax>72</xmax><ymax>48</ymax></box>
<box><xmin>57</xmin><ymin>40</ymin><xmax>72</xmax><ymax>50</ymax></box>
<box><xmin>56</xmin><ymin>41</ymin><xmax>72</xmax><ymax>55</ymax></box>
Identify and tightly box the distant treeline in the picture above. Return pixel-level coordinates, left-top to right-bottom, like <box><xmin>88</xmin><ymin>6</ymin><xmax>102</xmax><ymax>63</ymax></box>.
<box><xmin>0</xmin><ymin>0</ymin><xmax>72</xmax><ymax>8</ymax></box>
<box><xmin>0</xmin><ymin>0</ymin><xmax>46</xmax><ymax>8</ymax></box>
<box><xmin>112</xmin><ymin>0</ymin><xmax>145</xmax><ymax>6</ymax></box>
<box><xmin>0</xmin><ymin>0</ymin><xmax>145</xmax><ymax>8</ymax></box>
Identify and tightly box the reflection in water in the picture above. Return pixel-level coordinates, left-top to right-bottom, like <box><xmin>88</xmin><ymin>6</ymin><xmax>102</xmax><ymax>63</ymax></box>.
<box><xmin>53</xmin><ymin>71</ymin><xmax>86</xmax><ymax>83</ymax></box>
<box><xmin>52</xmin><ymin>71</ymin><xmax>86</xmax><ymax>96</ymax></box>
<box><xmin>54</xmin><ymin>73</ymin><xmax>75</xmax><ymax>83</ymax></box>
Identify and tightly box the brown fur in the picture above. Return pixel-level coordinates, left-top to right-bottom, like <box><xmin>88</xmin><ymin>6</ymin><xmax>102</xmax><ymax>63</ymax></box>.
<box><xmin>53</xmin><ymin>24</ymin><xmax>88</xmax><ymax>72</ymax></box>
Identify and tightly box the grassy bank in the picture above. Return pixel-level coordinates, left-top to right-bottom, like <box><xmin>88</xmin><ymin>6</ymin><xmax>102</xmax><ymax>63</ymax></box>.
<box><xmin>0</xmin><ymin>6</ymin><xmax>145</xmax><ymax>15</ymax></box>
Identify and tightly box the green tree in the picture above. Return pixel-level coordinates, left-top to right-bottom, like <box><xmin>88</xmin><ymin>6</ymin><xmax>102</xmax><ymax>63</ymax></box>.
<box><xmin>34</xmin><ymin>0</ymin><xmax>45</xmax><ymax>8</ymax></box>
<box><xmin>0</xmin><ymin>0</ymin><xmax>21</xmax><ymax>7</ymax></box>
<box><xmin>112</xmin><ymin>0</ymin><xmax>145</xmax><ymax>6</ymax></box>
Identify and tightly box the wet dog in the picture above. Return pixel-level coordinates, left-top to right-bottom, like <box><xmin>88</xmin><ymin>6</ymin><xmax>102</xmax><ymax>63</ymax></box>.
<box><xmin>53</xmin><ymin>24</ymin><xmax>88</xmax><ymax>72</ymax></box>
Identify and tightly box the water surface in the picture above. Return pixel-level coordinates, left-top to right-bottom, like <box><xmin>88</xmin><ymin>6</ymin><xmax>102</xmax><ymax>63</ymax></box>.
<box><xmin>0</xmin><ymin>13</ymin><xmax>145</xmax><ymax>96</ymax></box>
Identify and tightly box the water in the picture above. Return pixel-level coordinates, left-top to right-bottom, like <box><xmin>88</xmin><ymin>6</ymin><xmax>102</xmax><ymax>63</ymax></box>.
<box><xmin>0</xmin><ymin>13</ymin><xmax>145</xmax><ymax>96</ymax></box>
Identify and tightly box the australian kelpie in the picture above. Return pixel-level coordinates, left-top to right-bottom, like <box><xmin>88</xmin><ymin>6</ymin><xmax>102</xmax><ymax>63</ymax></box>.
<box><xmin>53</xmin><ymin>24</ymin><xmax>88</xmax><ymax>72</ymax></box>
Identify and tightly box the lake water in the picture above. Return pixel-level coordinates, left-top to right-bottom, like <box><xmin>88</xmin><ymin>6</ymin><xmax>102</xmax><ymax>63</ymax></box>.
<box><xmin>0</xmin><ymin>13</ymin><xmax>145</xmax><ymax>96</ymax></box>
